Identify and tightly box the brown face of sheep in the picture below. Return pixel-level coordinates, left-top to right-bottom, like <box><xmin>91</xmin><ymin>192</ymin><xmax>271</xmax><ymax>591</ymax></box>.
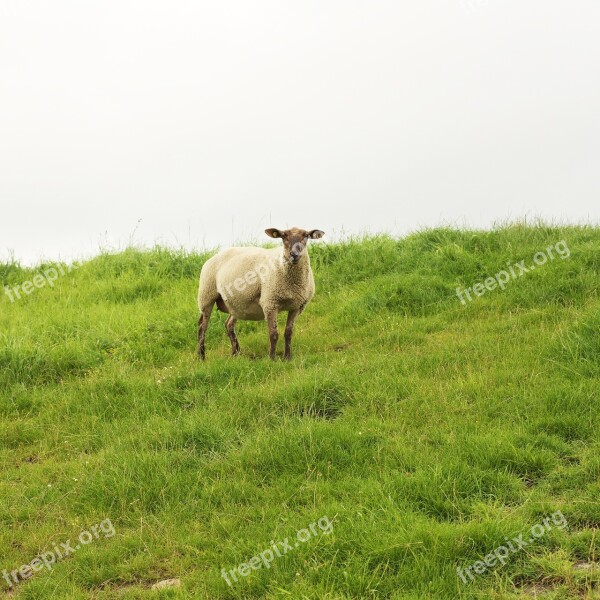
<box><xmin>265</xmin><ymin>227</ymin><xmax>325</xmax><ymax>264</ymax></box>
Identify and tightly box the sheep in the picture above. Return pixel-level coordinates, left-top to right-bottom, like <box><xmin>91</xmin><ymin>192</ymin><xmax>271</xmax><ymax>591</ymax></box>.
<box><xmin>197</xmin><ymin>227</ymin><xmax>325</xmax><ymax>360</ymax></box>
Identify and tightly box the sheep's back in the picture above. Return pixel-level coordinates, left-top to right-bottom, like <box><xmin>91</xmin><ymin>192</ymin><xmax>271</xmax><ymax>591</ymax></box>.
<box><xmin>212</xmin><ymin>247</ymin><xmax>275</xmax><ymax>285</ymax></box>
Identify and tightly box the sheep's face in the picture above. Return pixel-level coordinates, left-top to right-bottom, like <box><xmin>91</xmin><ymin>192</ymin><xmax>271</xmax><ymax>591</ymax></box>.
<box><xmin>265</xmin><ymin>227</ymin><xmax>325</xmax><ymax>264</ymax></box>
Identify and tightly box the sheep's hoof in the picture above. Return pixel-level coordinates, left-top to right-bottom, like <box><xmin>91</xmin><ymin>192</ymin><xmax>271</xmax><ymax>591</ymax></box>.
<box><xmin>283</xmin><ymin>354</ymin><xmax>292</xmax><ymax>361</ymax></box>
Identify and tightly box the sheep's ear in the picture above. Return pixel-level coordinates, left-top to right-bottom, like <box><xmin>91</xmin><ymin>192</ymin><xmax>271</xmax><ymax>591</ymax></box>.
<box><xmin>308</xmin><ymin>230</ymin><xmax>325</xmax><ymax>239</ymax></box>
<box><xmin>265</xmin><ymin>228</ymin><xmax>282</xmax><ymax>238</ymax></box>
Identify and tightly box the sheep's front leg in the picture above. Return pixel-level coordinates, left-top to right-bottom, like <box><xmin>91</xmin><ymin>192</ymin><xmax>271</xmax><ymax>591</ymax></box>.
<box><xmin>265</xmin><ymin>310</ymin><xmax>279</xmax><ymax>359</ymax></box>
<box><xmin>284</xmin><ymin>308</ymin><xmax>301</xmax><ymax>360</ymax></box>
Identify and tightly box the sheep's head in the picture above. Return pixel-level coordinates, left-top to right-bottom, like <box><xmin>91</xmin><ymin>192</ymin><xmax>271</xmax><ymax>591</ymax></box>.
<box><xmin>265</xmin><ymin>227</ymin><xmax>325</xmax><ymax>264</ymax></box>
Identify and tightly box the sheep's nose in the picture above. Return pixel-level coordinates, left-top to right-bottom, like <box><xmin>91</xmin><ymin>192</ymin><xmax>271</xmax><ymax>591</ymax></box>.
<box><xmin>291</xmin><ymin>252</ymin><xmax>299</xmax><ymax>259</ymax></box>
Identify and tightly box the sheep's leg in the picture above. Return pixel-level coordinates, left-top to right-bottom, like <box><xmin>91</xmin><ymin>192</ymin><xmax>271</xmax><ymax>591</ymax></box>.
<box><xmin>225</xmin><ymin>315</ymin><xmax>241</xmax><ymax>356</ymax></box>
<box><xmin>197</xmin><ymin>304</ymin><xmax>214</xmax><ymax>360</ymax></box>
<box><xmin>265</xmin><ymin>310</ymin><xmax>279</xmax><ymax>359</ymax></box>
<box><xmin>284</xmin><ymin>309</ymin><xmax>301</xmax><ymax>360</ymax></box>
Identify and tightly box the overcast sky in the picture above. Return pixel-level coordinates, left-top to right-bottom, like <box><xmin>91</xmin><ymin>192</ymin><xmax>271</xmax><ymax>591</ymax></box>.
<box><xmin>1</xmin><ymin>0</ymin><xmax>599</xmax><ymax>265</ymax></box>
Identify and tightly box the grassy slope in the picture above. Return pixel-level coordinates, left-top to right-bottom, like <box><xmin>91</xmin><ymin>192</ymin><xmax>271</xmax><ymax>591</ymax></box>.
<box><xmin>0</xmin><ymin>225</ymin><xmax>599</xmax><ymax>600</ymax></box>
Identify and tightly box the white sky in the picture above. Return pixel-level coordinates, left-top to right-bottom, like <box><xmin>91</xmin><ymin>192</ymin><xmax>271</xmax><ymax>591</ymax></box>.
<box><xmin>1</xmin><ymin>0</ymin><xmax>599</xmax><ymax>265</ymax></box>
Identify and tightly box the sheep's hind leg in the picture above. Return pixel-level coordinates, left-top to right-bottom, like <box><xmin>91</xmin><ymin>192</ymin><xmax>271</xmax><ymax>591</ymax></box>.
<box><xmin>197</xmin><ymin>303</ymin><xmax>214</xmax><ymax>360</ymax></box>
<box><xmin>284</xmin><ymin>308</ymin><xmax>301</xmax><ymax>360</ymax></box>
<box><xmin>225</xmin><ymin>315</ymin><xmax>241</xmax><ymax>356</ymax></box>
<box><xmin>265</xmin><ymin>310</ymin><xmax>279</xmax><ymax>359</ymax></box>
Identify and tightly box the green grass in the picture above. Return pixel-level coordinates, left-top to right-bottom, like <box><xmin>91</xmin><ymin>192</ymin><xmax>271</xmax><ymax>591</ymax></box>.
<box><xmin>1</xmin><ymin>224</ymin><xmax>600</xmax><ymax>599</ymax></box>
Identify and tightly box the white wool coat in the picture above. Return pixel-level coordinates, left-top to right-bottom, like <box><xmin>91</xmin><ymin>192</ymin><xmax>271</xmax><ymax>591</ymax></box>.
<box><xmin>198</xmin><ymin>247</ymin><xmax>315</xmax><ymax>320</ymax></box>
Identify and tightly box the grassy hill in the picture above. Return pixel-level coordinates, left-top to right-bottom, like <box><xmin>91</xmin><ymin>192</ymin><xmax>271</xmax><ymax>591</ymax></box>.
<box><xmin>1</xmin><ymin>224</ymin><xmax>599</xmax><ymax>599</ymax></box>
